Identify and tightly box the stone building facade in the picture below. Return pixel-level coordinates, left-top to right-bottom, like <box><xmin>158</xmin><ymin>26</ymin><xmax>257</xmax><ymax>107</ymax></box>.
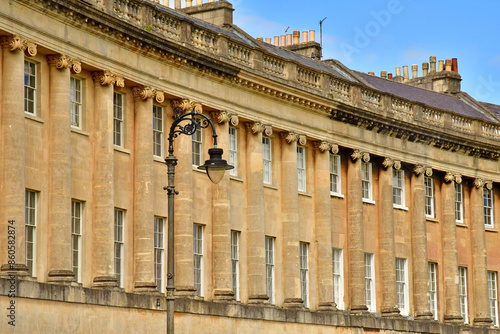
<box><xmin>0</xmin><ymin>0</ymin><xmax>500</xmax><ymax>333</ymax></box>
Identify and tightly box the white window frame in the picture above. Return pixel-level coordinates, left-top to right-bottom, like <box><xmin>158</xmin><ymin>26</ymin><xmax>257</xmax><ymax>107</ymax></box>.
<box><xmin>333</xmin><ymin>248</ymin><xmax>344</xmax><ymax>310</ymax></box>
<box><xmin>365</xmin><ymin>253</ymin><xmax>376</xmax><ymax>312</ymax></box>
<box><xmin>455</xmin><ymin>183</ymin><xmax>464</xmax><ymax>223</ymax></box>
<box><xmin>154</xmin><ymin>217</ymin><xmax>165</xmax><ymax>293</ymax></box>
<box><xmin>489</xmin><ymin>271</ymin><xmax>499</xmax><ymax>327</ymax></box>
<box><xmin>70</xmin><ymin>76</ymin><xmax>83</xmax><ymax>128</ymax></box>
<box><xmin>71</xmin><ymin>200</ymin><xmax>83</xmax><ymax>283</ymax></box>
<box><xmin>113</xmin><ymin>92</ymin><xmax>124</xmax><ymax>147</ymax></box>
<box><xmin>459</xmin><ymin>267</ymin><xmax>468</xmax><ymax>324</ymax></box>
<box><xmin>300</xmin><ymin>242</ymin><xmax>309</xmax><ymax>308</ymax></box>
<box><xmin>362</xmin><ymin>162</ymin><xmax>374</xmax><ymax>203</ymax></box>
<box><xmin>192</xmin><ymin>123</ymin><xmax>202</xmax><ymax>167</ymax></box>
<box><xmin>25</xmin><ymin>190</ymin><xmax>37</xmax><ymax>277</ymax></box>
<box><xmin>429</xmin><ymin>262</ymin><xmax>438</xmax><ymax>320</ymax></box>
<box><xmin>330</xmin><ymin>154</ymin><xmax>343</xmax><ymax>197</ymax></box>
<box><xmin>194</xmin><ymin>224</ymin><xmax>204</xmax><ymax>297</ymax></box>
<box><xmin>396</xmin><ymin>258</ymin><xmax>409</xmax><ymax>316</ymax></box>
<box><xmin>265</xmin><ymin>236</ymin><xmax>275</xmax><ymax>304</ymax></box>
<box><xmin>229</xmin><ymin>127</ymin><xmax>238</xmax><ymax>176</ymax></box>
<box><xmin>153</xmin><ymin>105</ymin><xmax>163</xmax><ymax>157</ymax></box>
<box><xmin>263</xmin><ymin>137</ymin><xmax>272</xmax><ymax>185</ymax></box>
<box><xmin>231</xmin><ymin>230</ymin><xmax>240</xmax><ymax>300</ymax></box>
<box><xmin>425</xmin><ymin>176</ymin><xmax>435</xmax><ymax>218</ymax></box>
<box><xmin>114</xmin><ymin>209</ymin><xmax>125</xmax><ymax>288</ymax></box>
<box><xmin>484</xmin><ymin>188</ymin><xmax>494</xmax><ymax>228</ymax></box>
<box><xmin>393</xmin><ymin>169</ymin><xmax>406</xmax><ymax>209</ymax></box>
<box><xmin>24</xmin><ymin>60</ymin><xmax>37</xmax><ymax>114</ymax></box>
<box><xmin>297</xmin><ymin>146</ymin><xmax>306</xmax><ymax>192</ymax></box>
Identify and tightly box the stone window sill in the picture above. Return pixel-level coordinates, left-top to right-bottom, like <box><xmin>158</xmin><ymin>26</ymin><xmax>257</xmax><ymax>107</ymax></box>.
<box><xmin>71</xmin><ymin>128</ymin><xmax>89</xmax><ymax>137</ymax></box>
<box><xmin>485</xmin><ymin>227</ymin><xmax>498</xmax><ymax>233</ymax></box>
<box><xmin>393</xmin><ymin>205</ymin><xmax>408</xmax><ymax>211</ymax></box>
<box><xmin>264</xmin><ymin>184</ymin><xmax>278</xmax><ymax>190</ymax></box>
<box><xmin>298</xmin><ymin>191</ymin><xmax>312</xmax><ymax>198</ymax></box>
<box><xmin>230</xmin><ymin>176</ymin><xmax>244</xmax><ymax>183</ymax></box>
<box><xmin>114</xmin><ymin>146</ymin><xmax>131</xmax><ymax>155</ymax></box>
<box><xmin>331</xmin><ymin>192</ymin><xmax>345</xmax><ymax>199</ymax></box>
<box><xmin>25</xmin><ymin>113</ymin><xmax>44</xmax><ymax>124</ymax></box>
<box><xmin>362</xmin><ymin>199</ymin><xmax>376</xmax><ymax>205</ymax></box>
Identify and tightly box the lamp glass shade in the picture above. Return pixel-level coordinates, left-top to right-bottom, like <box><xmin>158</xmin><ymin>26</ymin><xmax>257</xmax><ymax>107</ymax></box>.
<box><xmin>197</xmin><ymin>147</ymin><xmax>233</xmax><ymax>184</ymax></box>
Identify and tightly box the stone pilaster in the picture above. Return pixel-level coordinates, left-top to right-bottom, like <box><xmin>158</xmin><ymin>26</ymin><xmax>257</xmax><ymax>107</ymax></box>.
<box><xmin>470</xmin><ymin>178</ymin><xmax>493</xmax><ymax>327</ymax></box>
<box><xmin>280</xmin><ymin>131</ymin><xmax>303</xmax><ymax>308</ymax></box>
<box><xmin>211</xmin><ymin>111</ymin><xmax>238</xmax><ymax>301</ymax></box>
<box><xmin>379</xmin><ymin>157</ymin><xmax>400</xmax><ymax>317</ymax></box>
<box><xmin>0</xmin><ymin>35</ymin><xmax>36</xmax><ymax>276</ymax></box>
<box><xmin>411</xmin><ymin>165</ymin><xmax>433</xmax><ymax>319</ymax></box>
<box><xmin>313</xmin><ymin>141</ymin><xmax>336</xmax><ymax>311</ymax></box>
<box><xmin>46</xmin><ymin>54</ymin><xmax>77</xmax><ymax>283</ymax></box>
<box><xmin>348</xmin><ymin>149</ymin><xmax>368</xmax><ymax>313</ymax></box>
<box><xmin>441</xmin><ymin>172</ymin><xmax>463</xmax><ymax>323</ymax></box>
<box><xmin>245</xmin><ymin>121</ymin><xmax>269</xmax><ymax>304</ymax></box>
<box><xmin>91</xmin><ymin>70</ymin><xmax>121</xmax><ymax>287</ymax></box>
<box><xmin>132</xmin><ymin>86</ymin><xmax>164</xmax><ymax>292</ymax></box>
<box><xmin>172</xmin><ymin>99</ymin><xmax>198</xmax><ymax>297</ymax></box>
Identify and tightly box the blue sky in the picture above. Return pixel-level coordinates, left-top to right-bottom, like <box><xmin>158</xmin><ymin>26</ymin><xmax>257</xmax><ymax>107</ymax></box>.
<box><xmin>226</xmin><ymin>0</ymin><xmax>500</xmax><ymax>105</ymax></box>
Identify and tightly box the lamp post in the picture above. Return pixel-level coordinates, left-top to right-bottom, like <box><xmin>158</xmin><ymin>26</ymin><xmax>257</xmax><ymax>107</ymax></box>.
<box><xmin>164</xmin><ymin>105</ymin><xmax>233</xmax><ymax>334</ymax></box>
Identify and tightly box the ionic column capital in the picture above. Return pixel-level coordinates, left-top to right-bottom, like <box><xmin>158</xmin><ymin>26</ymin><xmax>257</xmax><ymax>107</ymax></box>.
<box><xmin>473</xmin><ymin>178</ymin><xmax>485</xmax><ymax>189</ymax></box>
<box><xmin>281</xmin><ymin>131</ymin><xmax>298</xmax><ymax>144</ymax></box>
<box><xmin>0</xmin><ymin>34</ymin><xmax>37</xmax><ymax>56</ymax></box>
<box><xmin>92</xmin><ymin>70</ymin><xmax>117</xmax><ymax>86</ymax></box>
<box><xmin>46</xmin><ymin>54</ymin><xmax>72</xmax><ymax>69</ymax></box>
<box><xmin>212</xmin><ymin>111</ymin><xmax>239</xmax><ymax>126</ymax></box>
<box><xmin>351</xmin><ymin>149</ymin><xmax>370</xmax><ymax>162</ymax></box>
<box><xmin>314</xmin><ymin>141</ymin><xmax>337</xmax><ymax>153</ymax></box>
<box><xmin>171</xmin><ymin>99</ymin><xmax>202</xmax><ymax>114</ymax></box>
<box><xmin>132</xmin><ymin>86</ymin><xmax>164</xmax><ymax>103</ymax></box>
<box><xmin>414</xmin><ymin>165</ymin><xmax>432</xmax><ymax>177</ymax></box>
<box><xmin>444</xmin><ymin>172</ymin><xmax>455</xmax><ymax>183</ymax></box>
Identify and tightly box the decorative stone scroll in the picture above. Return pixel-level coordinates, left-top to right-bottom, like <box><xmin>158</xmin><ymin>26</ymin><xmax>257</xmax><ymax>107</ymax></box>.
<box><xmin>47</xmin><ymin>54</ymin><xmax>82</xmax><ymax>74</ymax></box>
<box><xmin>0</xmin><ymin>34</ymin><xmax>37</xmax><ymax>56</ymax></box>
<box><xmin>92</xmin><ymin>70</ymin><xmax>116</xmax><ymax>86</ymax></box>
<box><xmin>413</xmin><ymin>165</ymin><xmax>432</xmax><ymax>177</ymax></box>
<box><xmin>330</xmin><ymin>144</ymin><xmax>339</xmax><ymax>154</ymax></box>
<box><xmin>485</xmin><ymin>181</ymin><xmax>493</xmax><ymax>190</ymax></box>
<box><xmin>454</xmin><ymin>174</ymin><xmax>463</xmax><ymax>184</ymax></box>
<box><xmin>213</xmin><ymin>111</ymin><xmax>239</xmax><ymax>126</ymax></box>
<box><xmin>298</xmin><ymin>135</ymin><xmax>307</xmax><ymax>146</ymax></box>
<box><xmin>132</xmin><ymin>86</ymin><xmax>164</xmax><ymax>103</ymax></box>
<box><xmin>351</xmin><ymin>149</ymin><xmax>370</xmax><ymax>162</ymax></box>
<box><xmin>314</xmin><ymin>141</ymin><xmax>331</xmax><ymax>153</ymax></box>
<box><xmin>171</xmin><ymin>99</ymin><xmax>203</xmax><ymax>113</ymax></box>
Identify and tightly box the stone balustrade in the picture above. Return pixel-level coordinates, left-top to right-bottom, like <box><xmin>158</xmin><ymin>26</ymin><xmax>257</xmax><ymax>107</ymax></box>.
<box><xmin>89</xmin><ymin>0</ymin><xmax>500</xmax><ymax>145</ymax></box>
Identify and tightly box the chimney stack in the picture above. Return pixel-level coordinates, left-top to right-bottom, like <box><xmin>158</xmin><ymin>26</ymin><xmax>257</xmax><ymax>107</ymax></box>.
<box><xmin>281</xmin><ymin>35</ymin><xmax>286</xmax><ymax>46</ymax></box>
<box><xmin>438</xmin><ymin>60</ymin><xmax>444</xmax><ymax>72</ymax></box>
<box><xmin>422</xmin><ymin>62</ymin><xmax>429</xmax><ymax>77</ymax></box>
<box><xmin>302</xmin><ymin>31</ymin><xmax>308</xmax><ymax>43</ymax></box>
<box><xmin>445</xmin><ymin>59</ymin><xmax>452</xmax><ymax>72</ymax></box>
<box><xmin>309</xmin><ymin>30</ymin><xmax>315</xmax><ymax>42</ymax></box>
<box><xmin>274</xmin><ymin>36</ymin><xmax>279</xmax><ymax>46</ymax></box>
<box><xmin>286</xmin><ymin>34</ymin><xmax>292</xmax><ymax>46</ymax></box>
<box><xmin>265</xmin><ymin>37</ymin><xmax>271</xmax><ymax>44</ymax></box>
<box><xmin>403</xmin><ymin>65</ymin><xmax>409</xmax><ymax>81</ymax></box>
<box><xmin>411</xmin><ymin>65</ymin><xmax>418</xmax><ymax>79</ymax></box>
<box><xmin>186</xmin><ymin>0</ymin><xmax>193</xmax><ymax>7</ymax></box>
<box><xmin>388</xmin><ymin>73</ymin><xmax>393</xmax><ymax>79</ymax></box>
<box><xmin>381</xmin><ymin>70</ymin><xmax>387</xmax><ymax>79</ymax></box>
<box><xmin>452</xmin><ymin>58</ymin><xmax>458</xmax><ymax>73</ymax></box>
<box><xmin>293</xmin><ymin>30</ymin><xmax>300</xmax><ymax>45</ymax></box>
<box><xmin>395</xmin><ymin>67</ymin><xmax>401</xmax><ymax>77</ymax></box>
<box><xmin>430</xmin><ymin>56</ymin><xmax>436</xmax><ymax>73</ymax></box>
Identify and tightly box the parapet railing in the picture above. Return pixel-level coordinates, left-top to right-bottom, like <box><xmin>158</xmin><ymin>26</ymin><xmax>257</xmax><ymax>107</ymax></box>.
<box><xmin>91</xmin><ymin>0</ymin><xmax>500</xmax><ymax>143</ymax></box>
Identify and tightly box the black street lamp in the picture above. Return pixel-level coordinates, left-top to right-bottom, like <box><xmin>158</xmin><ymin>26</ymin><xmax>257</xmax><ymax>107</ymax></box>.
<box><xmin>164</xmin><ymin>104</ymin><xmax>233</xmax><ymax>334</ymax></box>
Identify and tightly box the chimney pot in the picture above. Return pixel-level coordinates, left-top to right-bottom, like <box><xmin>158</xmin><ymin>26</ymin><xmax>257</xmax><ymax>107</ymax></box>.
<box><xmin>438</xmin><ymin>60</ymin><xmax>444</xmax><ymax>72</ymax></box>
<box><xmin>381</xmin><ymin>70</ymin><xmax>387</xmax><ymax>79</ymax></box>
<box><xmin>302</xmin><ymin>31</ymin><xmax>308</xmax><ymax>43</ymax></box>
<box><xmin>286</xmin><ymin>34</ymin><xmax>292</xmax><ymax>46</ymax></box>
<box><xmin>265</xmin><ymin>38</ymin><xmax>271</xmax><ymax>44</ymax></box>
<box><xmin>422</xmin><ymin>62</ymin><xmax>429</xmax><ymax>77</ymax></box>
<box><xmin>281</xmin><ymin>35</ymin><xmax>286</xmax><ymax>46</ymax></box>
<box><xmin>309</xmin><ymin>30</ymin><xmax>315</xmax><ymax>42</ymax></box>
<box><xmin>403</xmin><ymin>65</ymin><xmax>409</xmax><ymax>81</ymax></box>
<box><xmin>430</xmin><ymin>56</ymin><xmax>437</xmax><ymax>73</ymax></box>
<box><xmin>274</xmin><ymin>36</ymin><xmax>279</xmax><ymax>46</ymax></box>
<box><xmin>395</xmin><ymin>67</ymin><xmax>401</xmax><ymax>77</ymax></box>
<box><xmin>388</xmin><ymin>73</ymin><xmax>393</xmax><ymax>79</ymax></box>
<box><xmin>257</xmin><ymin>37</ymin><xmax>263</xmax><ymax>41</ymax></box>
<box><xmin>452</xmin><ymin>58</ymin><xmax>458</xmax><ymax>73</ymax></box>
<box><xmin>293</xmin><ymin>30</ymin><xmax>300</xmax><ymax>45</ymax></box>
<box><xmin>186</xmin><ymin>0</ymin><xmax>193</xmax><ymax>7</ymax></box>
<box><xmin>445</xmin><ymin>59</ymin><xmax>452</xmax><ymax>72</ymax></box>
<box><xmin>411</xmin><ymin>64</ymin><xmax>418</xmax><ymax>79</ymax></box>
